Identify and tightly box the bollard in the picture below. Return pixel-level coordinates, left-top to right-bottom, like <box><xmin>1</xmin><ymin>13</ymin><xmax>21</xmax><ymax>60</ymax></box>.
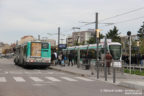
<box><xmin>96</xmin><ymin>61</ymin><xmax>99</xmax><ymax>79</ymax></box>
<box><xmin>112</xmin><ymin>60</ymin><xmax>116</xmax><ymax>83</ymax></box>
<box><xmin>104</xmin><ymin>60</ymin><xmax>107</xmax><ymax>81</ymax></box>
<box><xmin>113</xmin><ymin>67</ymin><xmax>116</xmax><ymax>83</ymax></box>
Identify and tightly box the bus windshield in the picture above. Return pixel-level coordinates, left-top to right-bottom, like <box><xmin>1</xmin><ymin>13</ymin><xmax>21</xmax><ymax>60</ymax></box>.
<box><xmin>109</xmin><ymin>45</ymin><xmax>121</xmax><ymax>60</ymax></box>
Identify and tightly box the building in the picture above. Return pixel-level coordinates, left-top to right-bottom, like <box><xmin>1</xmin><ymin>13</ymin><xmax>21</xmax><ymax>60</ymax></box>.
<box><xmin>72</xmin><ymin>29</ymin><xmax>95</xmax><ymax>45</ymax></box>
<box><xmin>2</xmin><ymin>44</ymin><xmax>11</xmax><ymax>53</ymax></box>
<box><xmin>0</xmin><ymin>42</ymin><xmax>4</xmax><ymax>54</ymax></box>
<box><xmin>41</xmin><ymin>38</ymin><xmax>56</xmax><ymax>47</ymax></box>
<box><xmin>18</xmin><ymin>35</ymin><xmax>35</xmax><ymax>45</ymax></box>
<box><xmin>120</xmin><ymin>34</ymin><xmax>138</xmax><ymax>54</ymax></box>
<box><xmin>66</xmin><ymin>36</ymin><xmax>73</xmax><ymax>46</ymax></box>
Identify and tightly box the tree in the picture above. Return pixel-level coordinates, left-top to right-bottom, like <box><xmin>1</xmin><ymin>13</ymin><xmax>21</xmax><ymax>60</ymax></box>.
<box><xmin>137</xmin><ymin>22</ymin><xmax>144</xmax><ymax>40</ymax></box>
<box><xmin>139</xmin><ymin>39</ymin><xmax>144</xmax><ymax>54</ymax></box>
<box><xmin>106</xmin><ymin>26</ymin><xmax>121</xmax><ymax>42</ymax></box>
<box><xmin>137</xmin><ymin>22</ymin><xmax>144</xmax><ymax>54</ymax></box>
<box><xmin>87</xmin><ymin>33</ymin><xmax>104</xmax><ymax>44</ymax></box>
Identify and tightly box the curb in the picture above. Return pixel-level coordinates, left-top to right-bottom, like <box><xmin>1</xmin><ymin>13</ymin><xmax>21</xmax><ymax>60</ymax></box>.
<box><xmin>50</xmin><ymin>66</ymin><xmax>91</xmax><ymax>77</ymax></box>
<box><xmin>50</xmin><ymin>66</ymin><xmax>144</xmax><ymax>90</ymax></box>
<box><xmin>119</xmin><ymin>81</ymin><xmax>144</xmax><ymax>90</ymax></box>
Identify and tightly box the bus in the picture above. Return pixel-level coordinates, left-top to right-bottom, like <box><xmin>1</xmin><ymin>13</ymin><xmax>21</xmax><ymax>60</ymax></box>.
<box><xmin>14</xmin><ymin>41</ymin><xmax>51</xmax><ymax>67</ymax></box>
<box><xmin>62</xmin><ymin>41</ymin><xmax>122</xmax><ymax>67</ymax></box>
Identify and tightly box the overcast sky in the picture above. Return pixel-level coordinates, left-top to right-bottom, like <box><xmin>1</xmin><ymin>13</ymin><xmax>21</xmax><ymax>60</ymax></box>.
<box><xmin>0</xmin><ymin>0</ymin><xmax>144</xmax><ymax>44</ymax></box>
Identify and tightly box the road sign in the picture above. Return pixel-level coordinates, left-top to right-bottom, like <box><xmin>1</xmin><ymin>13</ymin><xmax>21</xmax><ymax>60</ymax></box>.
<box><xmin>58</xmin><ymin>44</ymin><xmax>67</xmax><ymax>49</ymax></box>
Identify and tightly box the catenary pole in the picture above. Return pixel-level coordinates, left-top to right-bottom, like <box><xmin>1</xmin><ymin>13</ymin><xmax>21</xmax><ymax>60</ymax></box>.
<box><xmin>58</xmin><ymin>27</ymin><xmax>60</xmax><ymax>56</ymax></box>
<box><xmin>95</xmin><ymin>12</ymin><xmax>99</xmax><ymax>79</ymax></box>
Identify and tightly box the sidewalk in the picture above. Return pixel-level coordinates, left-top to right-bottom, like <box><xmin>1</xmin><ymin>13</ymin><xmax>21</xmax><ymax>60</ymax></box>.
<box><xmin>50</xmin><ymin>65</ymin><xmax>144</xmax><ymax>90</ymax></box>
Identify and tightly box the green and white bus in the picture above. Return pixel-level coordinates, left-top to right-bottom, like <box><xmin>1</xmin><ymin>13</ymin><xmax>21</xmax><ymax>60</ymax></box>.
<box><xmin>14</xmin><ymin>41</ymin><xmax>51</xmax><ymax>67</ymax></box>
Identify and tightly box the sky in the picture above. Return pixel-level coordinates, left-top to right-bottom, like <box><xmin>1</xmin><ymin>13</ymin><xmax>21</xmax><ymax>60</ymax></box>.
<box><xmin>0</xmin><ymin>0</ymin><xmax>144</xmax><ymax>44</ymax></box>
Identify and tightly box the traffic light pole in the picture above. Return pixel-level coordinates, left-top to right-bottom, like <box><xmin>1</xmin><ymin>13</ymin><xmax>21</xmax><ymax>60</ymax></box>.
<box><xmin>129</xmin><ymin>35</ymin><xmax>131</xmax><ymax>74</ymax></box>
<box><xmin>127</xmin><ymin>31</ymin><xmax>131</xmax><ymax>74</ymax></box>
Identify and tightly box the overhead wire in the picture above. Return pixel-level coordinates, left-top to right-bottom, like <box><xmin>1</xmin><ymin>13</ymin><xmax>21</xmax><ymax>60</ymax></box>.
<box><xmin>61</xmin><ymin>6</ymin><xmax>144</xmax><ymax>36</ymax></box>
<box><xmin>100</xmin><ymin>6</ymin><xmax>144</xmax><ymax>22</ymax></box>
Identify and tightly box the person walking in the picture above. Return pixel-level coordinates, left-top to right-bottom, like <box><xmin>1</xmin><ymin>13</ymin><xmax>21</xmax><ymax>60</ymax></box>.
<box><xmin>105</xmin><ymin>52</ymin><xmax>112</xmax><ymax>75</ymax></box>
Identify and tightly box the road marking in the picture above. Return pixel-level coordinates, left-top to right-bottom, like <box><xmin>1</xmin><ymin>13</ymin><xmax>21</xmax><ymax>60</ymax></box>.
<box><xmin>45</xmin><ymin>77</ymin><xmax>61</xmax><ymax>82</ymax></box>
<box><xmin>30</xmin><ymin>77</ymin><xmax>44</xmax><ymax>82</ymax></box>
<box><xmin>0</xmin><ymin>77</ymin><xmax>7</xmax><ymax>82</ymax></box>
<box><xmin>13</xmin><ymin>77</ymin><xmax>26</xmax><ymax>82</ymax></box>
<box><xmin>75</xmin><ymin>77</ymin><xmax>94</xmax><ymax>81</ymax></box>
<box><xmin>61</xmin><ymin>77</ymin><xmax>77</xmax><ymax>81</ymax></box>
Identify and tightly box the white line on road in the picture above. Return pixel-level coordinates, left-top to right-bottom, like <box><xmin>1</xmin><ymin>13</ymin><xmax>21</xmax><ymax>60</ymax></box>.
<box><xmin>30</xmin><ymin>77</ymin><xmax>44</xmax><ymax>82</ymax></box>
<box><xmin>45</xmin><ymin>77</ymin><xmax>61</xmax><ymax>82</ymax></box>
<box><xmin>13</xmin><ymin>77</ymin><xmax>26</xmax><ymax>82</ymax></box>
<box><xmin>75</xmin><ymin>77</ymin><xmax>94</xmax><ymax>81</ymax></box>
<box><xmin>61</xmin><ymin>77</ymin><xmax>77</xmax><ymax>82</ymax></box>
<box><xmin>0</xmin><ymin>77</ymin><xmax>7</xmax><ymax>82</ymax></box>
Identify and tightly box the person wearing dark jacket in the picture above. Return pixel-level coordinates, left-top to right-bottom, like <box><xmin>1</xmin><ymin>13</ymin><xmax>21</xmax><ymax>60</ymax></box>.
<box><xmin>51</xmin><ymin>53</ymin><xmax>56</xmax><ymax>66</ymax></box>
<box><xmin>68</xmin><ymin>53</ymin><xmax>73</xmax><ymax>66</ymax></box>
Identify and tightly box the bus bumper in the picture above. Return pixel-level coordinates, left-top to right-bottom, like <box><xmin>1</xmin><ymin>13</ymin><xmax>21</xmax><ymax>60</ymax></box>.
<box><xmin>25</xmin><ymin>62</ymin><xmax>51</xmax><ymax>66</ymax></box>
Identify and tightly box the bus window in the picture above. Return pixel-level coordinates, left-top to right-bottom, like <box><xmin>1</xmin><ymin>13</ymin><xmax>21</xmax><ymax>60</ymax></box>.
<box><xmin>42</xmin><ymin>43</ymin><xmax>49</xmax><ymax>49</ymax></box>
<box><xmin>23</xmin><ymin>45</ymin><xmax>27</xmax><ymax>57</ymax></box>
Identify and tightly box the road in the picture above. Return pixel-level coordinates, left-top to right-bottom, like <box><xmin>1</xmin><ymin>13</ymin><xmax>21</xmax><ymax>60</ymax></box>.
<box><xmin>0</xmin><ymin>58</ymin><xmax>143</xmax><ymax>96</ymax></box>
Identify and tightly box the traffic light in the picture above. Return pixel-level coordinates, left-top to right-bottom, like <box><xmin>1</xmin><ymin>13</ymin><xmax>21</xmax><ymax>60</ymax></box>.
<box><xmin>127</xmin><ymin>31</ymin><xmax>131</xmax><ymax>36</ymax></box>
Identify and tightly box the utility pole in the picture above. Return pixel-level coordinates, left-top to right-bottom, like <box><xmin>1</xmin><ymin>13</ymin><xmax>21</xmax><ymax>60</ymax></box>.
<box><xmin>95</xmin><ymin>12</ymin><xmax>99</xmax><ymax>79</ymax></box>
<box><xmin>38</xmin><ymin>35</ymin><xmax>40</xmax><ymax>40</ymax></box>
<box><xmin>58</xmin><ymin>27</ymin><xmax>60</xmax><ymax>55</ymax></box>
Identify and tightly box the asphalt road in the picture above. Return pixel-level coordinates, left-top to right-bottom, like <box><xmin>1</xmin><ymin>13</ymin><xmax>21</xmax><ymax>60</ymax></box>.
<box><xmin>0</xmin><ymin>58</ymin><xmax>143</xmax><ymax>96</ymax></box>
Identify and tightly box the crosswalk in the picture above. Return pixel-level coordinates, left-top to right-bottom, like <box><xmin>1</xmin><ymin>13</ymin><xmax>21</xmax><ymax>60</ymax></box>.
<box><xmin>0</xmin><ymin>77</ymin><xmax>95</xmax><ymax>83</ymax></box>
<box><xmin>13</xmin><ymin>77</ymin><xmax>26</xmax><ymax>82</ymax></box>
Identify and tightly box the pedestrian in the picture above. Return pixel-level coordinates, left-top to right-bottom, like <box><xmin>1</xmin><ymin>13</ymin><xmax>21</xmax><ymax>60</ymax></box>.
<box><xmin>54</xmin><ymin>51</ymin><xmax>57</xmax><ymax>65</ymax></box>
<box><xmin>58</xmin><ymin>53</ymin><xmax>62</xmax><ymax>65</ymax></box>
<box><xmin>105</xmin><ymin>52</ymin><xmax>112</xmax><ymax>75</ymax></box>
<box><xmin>142</xmin><ymin>55</ymin><xmax>144</xmax><ymax>66</ymax></box>
<box><xmin>61</xmin><ymin>53</ymin><xmax>65</xmax><ymax>66</ymax></box>
<box><xmin>51</xmin><ymin>52</ymin><xmax>56</xmax><ymax>66</ymax></box>
<box><xmin>85</xmin><ymin>53</ymin><xmax>89</xmax><ymax>69</ymax></box>
<box><xmin>74</xmin><ymin>51</ymin><xmax>77</xmax><ymax>65</ymax></box>
<box><xmin>68</xmin><ymin>52</ymin><xmax>73</xmax><ymax>66</ymax></box>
